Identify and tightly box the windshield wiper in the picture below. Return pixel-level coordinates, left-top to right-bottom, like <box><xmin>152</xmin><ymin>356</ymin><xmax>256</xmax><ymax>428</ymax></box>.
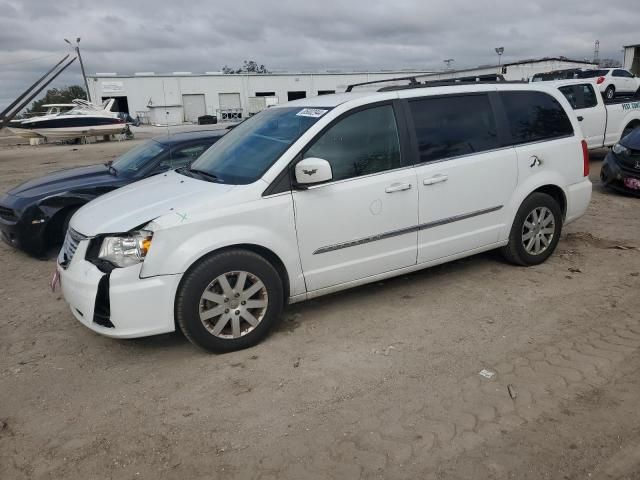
<box><xmin>188</xmin><ymin>168</ymin><xmax>222</xmax><ymax>182</ymax></box>
<box><xmin>104</xmin><ymin>160</ymin><xmax>118</xmax><ymax>176</ymax></box>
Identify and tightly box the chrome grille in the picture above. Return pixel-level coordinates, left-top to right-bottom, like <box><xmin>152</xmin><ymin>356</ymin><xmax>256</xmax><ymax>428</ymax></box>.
<box><xmin>59</xmin><ymin>228</ymin><xmax>87</xmax><ymax>268</ymax></box>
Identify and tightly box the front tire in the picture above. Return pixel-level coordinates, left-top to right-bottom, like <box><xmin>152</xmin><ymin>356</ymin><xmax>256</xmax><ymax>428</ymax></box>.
<box><xmin>501</xmin><ymin>193</ymin><xmax>563</xmax><ymax>266</ymax></box>
<box><xmin>175</xmin><ymin>249</ymin><xmax>284</xmax><ymax>353</ymax></box>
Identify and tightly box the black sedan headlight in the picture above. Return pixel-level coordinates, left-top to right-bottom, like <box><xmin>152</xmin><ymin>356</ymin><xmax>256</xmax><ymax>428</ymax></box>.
<box><xmin>612</xmin><ymin>143</ymin><xmax>629</xmax><ymax>155</ymax></box>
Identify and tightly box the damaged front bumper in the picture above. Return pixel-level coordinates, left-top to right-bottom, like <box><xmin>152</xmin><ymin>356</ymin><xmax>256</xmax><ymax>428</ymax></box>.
<box><xmin>58</xmin><ymin>238</ymin><xmax>182</xmax><ymax>338</ymax></box>
<box><xmin>601</xmin><ymin>151</ymin><xmax>640</xmax><ymax>197</ymax></box>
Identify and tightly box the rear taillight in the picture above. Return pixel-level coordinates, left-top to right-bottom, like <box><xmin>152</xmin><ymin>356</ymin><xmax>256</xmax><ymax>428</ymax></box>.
<box><xmin>596</xmin><ymin>76</ymin><xmax>605</xmax><ymax>84</ymax></box>
<box><xmin>582</xmin><ymin>140</ymin><xmax>589</xmax><ymax>176</ymax></box>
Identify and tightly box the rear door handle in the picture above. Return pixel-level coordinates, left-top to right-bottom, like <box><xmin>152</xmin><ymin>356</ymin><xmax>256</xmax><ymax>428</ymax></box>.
<box><xmin>577</xmin><ymin>116</ymin><xmax>584</xmax><ymax>121</ymax></box>
<box><xmin>385</xmin><ymin>183</ymin><xmax>412</xmax><ymax>193</ymax></box>
<box><xmin>423</xmin><ymin>174</ymin><xmax>449</xmax><ymax>185</ymax></box>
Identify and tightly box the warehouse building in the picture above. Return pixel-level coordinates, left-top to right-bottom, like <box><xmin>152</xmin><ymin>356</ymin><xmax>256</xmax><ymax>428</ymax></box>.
<box><xmin>86</xmin><ymin>70</ymin><xmax>436</xmax><ymax>125</ymax></box>
<box><xmin>87</xmin><ymin>57</ymin><xmax>597</xmax><ymax>125</ymax></box>
<box><xmin>623</xmin><ymin>44</ymin><xmax>640</xmax><ymax>75</ymax></box>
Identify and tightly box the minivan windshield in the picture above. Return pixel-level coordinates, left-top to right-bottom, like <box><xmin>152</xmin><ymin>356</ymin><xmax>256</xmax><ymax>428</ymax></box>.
<box><xmin>187</xmin><ymin>107</ymin><xmax>328</xmax><ymax>184</ymax></box>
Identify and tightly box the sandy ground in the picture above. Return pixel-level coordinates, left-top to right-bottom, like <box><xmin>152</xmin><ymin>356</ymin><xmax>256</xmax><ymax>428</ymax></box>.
<box><xmin>0</xmin><ymin>129</ymin><xmax>639</xmax><ymax>479</ymax></box>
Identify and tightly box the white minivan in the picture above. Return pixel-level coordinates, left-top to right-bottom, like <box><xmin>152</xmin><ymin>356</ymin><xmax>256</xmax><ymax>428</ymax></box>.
<box><xmin>57</xmin><ymin>81</ymin><xmax>592</xmax><ymax>352</ymax></box>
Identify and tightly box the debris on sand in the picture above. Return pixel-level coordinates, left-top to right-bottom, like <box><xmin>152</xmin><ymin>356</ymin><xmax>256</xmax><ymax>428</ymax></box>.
<box><xmin>479</xmin><ymin>369</ymin><xmax>496</xmax><ymax>379</ymax></box>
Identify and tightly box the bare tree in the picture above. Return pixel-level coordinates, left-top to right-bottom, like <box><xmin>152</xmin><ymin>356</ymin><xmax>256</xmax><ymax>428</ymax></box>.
<box><xmin>599</xmin><ymin>58</ymin><xmax>622</xmax><ymax>68</ymax></box>
<box><xmin>222</xmin><ymin>60</ymin><xmax>269</xmax><ymax>74</ymax></box>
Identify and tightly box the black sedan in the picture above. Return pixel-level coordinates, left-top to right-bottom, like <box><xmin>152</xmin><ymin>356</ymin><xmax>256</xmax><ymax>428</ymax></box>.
<box><xmin>0</xmin><ymin>129</ymin><xmax>227</xmax><ymax>257</ymax></box>
<box><xmin>601</xmin><ymin>128</ymin><xmax>640</xmax><ymax>196</ymax></box>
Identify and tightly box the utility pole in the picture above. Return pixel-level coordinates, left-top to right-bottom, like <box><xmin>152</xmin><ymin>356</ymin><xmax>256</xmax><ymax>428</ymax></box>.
<box><xmin>443</xmin><ymin>59</ymin><xmax>454</xmax><ymax>70</ymax></box>
<box><xmin>65</xmin><ymin>37</ymin><xmax>91</xmax><ymax>103</ymax></box>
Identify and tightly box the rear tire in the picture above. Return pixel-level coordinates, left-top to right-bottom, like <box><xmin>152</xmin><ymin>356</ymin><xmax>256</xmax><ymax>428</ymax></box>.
<box><xmin>604</xmin><ymin>85</ymin><xmax>615</xmax><ymax>101</ymax></box>
<box><xmin>175</xmin><ymin>249</ymin><xmax>284</xmax><ymax>353</ymax></box>
<box><xmin>500</xmin><ymin>193</ymin><xmax>563</xmax><ymax>266</ymax></box>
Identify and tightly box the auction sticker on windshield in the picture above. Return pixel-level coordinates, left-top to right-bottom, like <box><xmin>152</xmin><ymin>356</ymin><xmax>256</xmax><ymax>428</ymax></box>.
<box><xmin>296</xmin><ymin>108</ymin><xmax>328</xmax><ymax>118</ymax></box>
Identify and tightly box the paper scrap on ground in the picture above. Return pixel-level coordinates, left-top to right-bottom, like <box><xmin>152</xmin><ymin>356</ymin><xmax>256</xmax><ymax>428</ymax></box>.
<box><xmin>479</xmin><ymin>369</ymin><xmax>496</xmax><ymax>379</ymax></box>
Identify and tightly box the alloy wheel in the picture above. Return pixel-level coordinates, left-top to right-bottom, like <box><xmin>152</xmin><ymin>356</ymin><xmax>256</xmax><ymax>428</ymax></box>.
<box><xmin>198</xmin><ymin>271</ymin><xmax>269</xmax><ymax>339</ymax></box>
<box><xmin>521</xmin><ymin>206</ymin><xmax>556</xmax><ymax>256</ymax></box>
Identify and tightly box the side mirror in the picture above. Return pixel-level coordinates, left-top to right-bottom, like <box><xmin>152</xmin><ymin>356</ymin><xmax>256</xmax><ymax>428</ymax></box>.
<box><xmin>294</xmin><ymin>157</ymin><xmax>333</xmax><ymax>186</ymax></box>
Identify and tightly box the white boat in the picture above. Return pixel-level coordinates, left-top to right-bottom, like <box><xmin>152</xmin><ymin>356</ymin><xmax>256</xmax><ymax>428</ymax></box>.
<box><xmin>7</xmin><ymin>103</ymin><xmax>76</xmax><ymax>138</ymax></box>
<box><xmin>16</xmin><ymin>99</ymin><xmax>127</xmax><ymax>140</ymax></box>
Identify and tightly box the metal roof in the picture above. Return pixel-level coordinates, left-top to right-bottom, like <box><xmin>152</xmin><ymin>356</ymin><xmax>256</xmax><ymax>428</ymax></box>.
<box><xmin>152</xmin><ymin>128</ymin><xmax>228</xmax><ymax>145</ymax></box>
<box><xmin>88</xmin><ymin>70</ymin><xmax>437</xmax><ymax>79</ymax></box>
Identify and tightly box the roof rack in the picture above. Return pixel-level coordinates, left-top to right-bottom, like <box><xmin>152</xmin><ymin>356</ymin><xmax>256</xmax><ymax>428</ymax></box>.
<box><xmin>345</xmin><ymin>74</ymin><xmax>527</xmax><ymax>92</ymax></box>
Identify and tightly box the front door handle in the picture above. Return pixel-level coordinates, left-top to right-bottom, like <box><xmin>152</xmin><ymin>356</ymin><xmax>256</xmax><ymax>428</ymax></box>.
<box><xmin>577</xmin><ymin>116</ymin><xmax>584</xmax><ymax>121</ymax></box>
<box><xmin>423</xmin><ymin>174</ymin><xmax>449</xmax><ymax>185</ymax></box>
<box><xmin>385</xmin><ymin>183</ymin><xmax>412</xmax><ymax>193</ymax></box>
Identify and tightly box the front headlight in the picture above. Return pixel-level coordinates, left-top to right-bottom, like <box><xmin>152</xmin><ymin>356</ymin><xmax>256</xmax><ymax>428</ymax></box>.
<box><xmin>98</xmin><ymin>230</ymin><xmax>153</xmax><ymax>268</ymax></box>
<box><xmin>612</xmin><ymin>143</ymin><xmax>629</xmax><ymax>155</ymax></box>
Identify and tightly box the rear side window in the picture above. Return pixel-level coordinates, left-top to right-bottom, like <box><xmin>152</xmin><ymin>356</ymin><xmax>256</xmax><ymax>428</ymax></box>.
<box><xmin>500</xmin><ymin>91</ymin><xmax>574</xmax><ymax>144</ymax></box>
<box><xmin>558</xmin><ymin>84</ymin><xmax>598</xmax><ymax>110</ymax></box>
<box><xmin>580</xmin><ymin>84</ymin><xmax>598</xmax><ymax>108</ymax></box>
<box><xmin>408</xmin><ymin>94</ymin><xmax>499</xmax><ymax>163</ymax></box>
<box><xmin>576</xmin><ymin>69</ymin><xmax>609</xmax><ymax>78</ymax></box>
<box><xmin>558</xmin><ymin>86</ymin><xmax>577</xmax><ymax>108</ymax></box>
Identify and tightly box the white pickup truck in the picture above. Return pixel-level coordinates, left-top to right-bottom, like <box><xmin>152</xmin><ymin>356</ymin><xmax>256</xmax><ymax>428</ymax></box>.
<box><xmin>548</xmin><ymin>79</ymin><xmax>640</xmax><ymax>149</ymax></box>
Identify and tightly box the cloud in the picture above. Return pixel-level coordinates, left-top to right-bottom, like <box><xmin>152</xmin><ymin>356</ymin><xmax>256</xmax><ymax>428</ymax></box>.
<box><xmin>1</xmin><ymin>0</ymin><xmax>638</xmax><ymax>110</ymax></box>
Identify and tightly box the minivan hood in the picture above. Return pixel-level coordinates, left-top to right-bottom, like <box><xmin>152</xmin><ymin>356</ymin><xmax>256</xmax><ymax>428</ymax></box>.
<box><xmin>70</xmin><ymin>170</ymin><xmax>235</xmax><ymax>236</ymax></box>
<box><xmin>8</xmin><ymin>164</ymin><xmax>115</xmax><ymax>199</ymax></box>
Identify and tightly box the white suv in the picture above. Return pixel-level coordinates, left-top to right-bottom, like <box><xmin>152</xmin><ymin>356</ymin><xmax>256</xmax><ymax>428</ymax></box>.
<box><xmin>581</xmin><ymin>68</ymin><xmax>640</xmax><ymax>100</ymax></box>
<box><xmin>57</xmin><ymin>81</ymin><xmax>592</xmax><ymax>352</ymax></box>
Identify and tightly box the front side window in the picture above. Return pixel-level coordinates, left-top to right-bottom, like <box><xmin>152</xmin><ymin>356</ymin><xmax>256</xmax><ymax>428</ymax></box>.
<box><xmin>500</xmin><ymin>91</ymin><xmax>574</xmax><ymax>144</ymax></box>
<box><xmin>581</xmin><ymin>84</ymin><xmax>598</xmax><ymax>108</ymax></box>
<box><xmin>409</xmin><ymin>94</ymin><xmax>499</xmax><ymax>163</ymax></box>
<box><xmin>190</xmin><ymin>107</ymin><xmax>327</xmax><ymax>184</ymax></box>
<box><xmin>159</xmin><ymin>143</ymin><xmax>212</xmax><ymax>170</ymax></box>
<box><xmin>112</xmin><ymin>140</ymin><xmax>168</xmax><ymax>176</ymax></box>
<box><xmin>303</xmin><ymin>105</ymin><xmax>402</xmax><ymax>182</ymax></box>
<box><xmin>612</xmin><ymin>70</ymin><xmax>624</xmax><ymax>77</ymax></box>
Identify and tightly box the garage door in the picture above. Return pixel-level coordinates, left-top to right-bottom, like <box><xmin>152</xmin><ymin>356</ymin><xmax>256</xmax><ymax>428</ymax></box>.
<box><xmin>219</xmin><ymin>93</ymin><xmax>241</xmax><ymax>110</ymax></box>
<box><xmin>182</xmin><ymin>94</ymin><xmax>206</xmax><ymax>123</ymax></box>
<box><xmin>218</xmin><ymin>93</ymin><xmax>242</xmax><ymax>120</ymax></box>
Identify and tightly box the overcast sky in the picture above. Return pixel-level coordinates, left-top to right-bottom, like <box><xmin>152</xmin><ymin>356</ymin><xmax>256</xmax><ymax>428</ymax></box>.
<box><xmin>1</xmin><ymin>0</ymin><xmax>639</xmax><ymax>110</ymax></box>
